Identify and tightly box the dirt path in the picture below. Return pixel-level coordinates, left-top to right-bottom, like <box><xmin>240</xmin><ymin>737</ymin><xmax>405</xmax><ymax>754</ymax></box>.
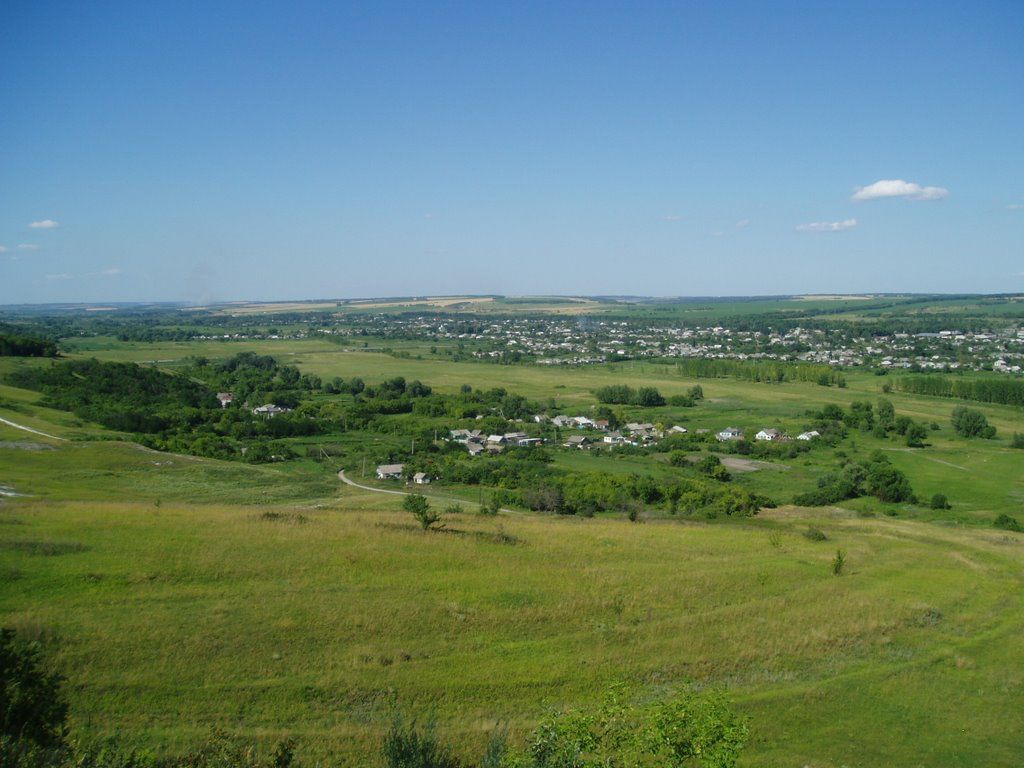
<box><xmin>337</xmin><ymin>470</ymin><xmax>520</xmax><ymax>514</ymax></box>
<box><xmin>338</xmin><ymin>469</ymin><xmax>413</xmax><ymax>496</ymax></box>
<box><xmin>0</xmin><ymin>416</ymin><xmax>66</xmax><ymax>441</ymax></box>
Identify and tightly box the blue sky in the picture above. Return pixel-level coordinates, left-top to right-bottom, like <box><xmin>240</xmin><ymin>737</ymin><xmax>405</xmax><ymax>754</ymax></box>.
<box><xmin>1</xmin><ymin>1</ymin><xmax>1022</xmax><ymax>303</ymax></box>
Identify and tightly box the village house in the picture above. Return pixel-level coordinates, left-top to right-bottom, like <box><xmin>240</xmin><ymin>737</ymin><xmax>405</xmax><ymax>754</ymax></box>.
<box><xmin>216</xmin><ymin>392</ymin><xmax>234</xmax><ymax>408</ymax></box>
<box><xmin>413</xmin><ymin>472</ymin><xmax>432</xmax><ymax>485</ymax></box>
<box><xmin>515</xmin><ymin>437</ymin><xmax>544</xmax><ymax>447</ymax></box>
<box><xmin>755</xmin><ymin>428</ymin><xmax>782</xmax><ymax>442</ymax></box>
<box><xmin>668</xmin><ymin>425</ymin><xmax>688</xmax><ymax>434</ymax></box>
<box><xmin>253</xmin><ymin>404</ymin><xmax>291</xmax><ymax>418</ymax></box>
<box><xmin>716</xmin><ymin>427</ymin><xmax>744</xmax><ymax>441</ymax></box>
<box><xmin>449</xmin><ymin>428</ymin><xmax>483</xmax><ymax>443</ymax></box>
<box><xmin>797</xmin><ymin>430</ymin><xmax>820</xmax><ymax>441</ymax></box>
<box><xmin>375</xmin><ymin>463</ymin><xmax>404</xmax><ymax>480</ymax></box>
<box><xmin>603</xmin><ymin>431</ymin><xmax>627</xmax><ymax>446</ymax></box>
<box><xmin>564</xmin><ymin>435</ymin><xmax>591</xmax><ymax>449</ymax></box>
<box><xmin>466</xmin><ymin>441</ymin><xmax>485</xmax><ymax>456</ymax></box>
<box><xmin>551</xmin><ymin>415</ymin><xmax>574</xmax><ymax>428</ymax></box>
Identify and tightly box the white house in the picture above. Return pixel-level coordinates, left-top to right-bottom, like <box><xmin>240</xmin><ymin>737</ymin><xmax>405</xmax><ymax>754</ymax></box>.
<box><xmin>564</xmin><ymin>435</ymin><xmax>591</xmax><ymax>449</ymax></box>
<box><xmin>603</xmin><ymin>431</ymin><xmax>627</xmax><ymax>446</ymax></box>
<box><xmin>755</xmin><ymin>428</ymin><xmax>782</xmax><ymax>442</ymax></box>
<box><xmin>216</xmin><ymin>392</ymin><xmax>234</xmax><ymax>408</ymax></box>
<box><xmin>413</xmin><ymin>472</ymin><xmax>432</xmax><ymax>485</ymax></box>
<box><xmin>253</xmin><ymin>404</ymin><xmax>291</xmax><ymax>418</ymax></box>
<box><xmin>716</xmin><ymin>427</ymin><xmax>744</xmax><ymax>441</ymax></box>
<box><xmin>797</xmin><ymin>430</ymin><xmax>820</xmax><ymax>441</ymax></box>
<box><xmin>669</xmin><ymin>425</ymin><xmax>688</xmax><ymax>434</ymax></box>
<box><xmin>376</xmin><ymin>463</ymin><xmax>404</xmax><ymax>480</ymax></box>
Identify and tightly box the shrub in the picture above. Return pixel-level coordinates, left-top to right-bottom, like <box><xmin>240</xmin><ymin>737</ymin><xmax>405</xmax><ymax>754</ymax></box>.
<box><xmin>0</xmin><ymin>629</ymin><xmax>68</xmax><ymax>748</ymax></box>
<box><xmin>831</xmin><ymin>549</ymin><xmax>846</xmax><ymax>576</ymax></box>
<box><xmin>513</xmin><ymin>685</ymin><xmax>747</xmax><ymax>768</ymax></box>
<box><xmin>803</xmin><ymin>527</ymin><xmax>828</xmax><ymax>542</ymax></box>
<box><xmin>1011</xmin><ymin>433</ymin><xmax>1024</xmax><ymax>449</ymax></box>
<box><xmin>930</xmin><ymin>493</ymin><xmax>950</xmax><ymax>510</ymax></box>
<box><xmin>994</xmin><ymin>514</ymin><xmax>1022</xmax><ymax>532</ymax></box>
<box><xmin>382</xmin><ymin>716</ymin><xmax>461</xmax><ymax>768</ymax></box>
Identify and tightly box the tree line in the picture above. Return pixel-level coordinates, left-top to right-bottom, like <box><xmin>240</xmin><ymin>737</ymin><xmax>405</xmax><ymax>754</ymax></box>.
<box><xmin>894</xmin><ymin>375</ymin><xmax>1024</xmax><ymax>407</ymax></box>
<box><xmin>672</xmin><ymin>358</ymin><xmax>846</xmax><ymax>387</ymax></box>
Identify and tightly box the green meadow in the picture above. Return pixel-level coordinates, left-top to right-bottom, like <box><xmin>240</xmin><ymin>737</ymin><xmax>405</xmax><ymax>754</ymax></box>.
<box><xmin>2</xmin><ymin>337</ymin><xmax>1024</xmax><ymax>766</ymax></box>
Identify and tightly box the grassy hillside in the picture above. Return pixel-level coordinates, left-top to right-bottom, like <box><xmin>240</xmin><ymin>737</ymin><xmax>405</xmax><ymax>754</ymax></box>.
<box><xmin>1</xmin><ymin>473</ymin><xmax>1022</xmax><ymax>766</ymax></box>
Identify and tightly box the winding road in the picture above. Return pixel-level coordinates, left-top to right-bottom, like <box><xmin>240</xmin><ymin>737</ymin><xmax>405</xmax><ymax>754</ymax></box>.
<box><xmin>338</xmin><ymin>469</ymin><xmax>414</xmax><ymax>496</ymax></box>
<box><xmin>337</xmin><ymin>469</ymin><xmax>520</xmax><ymax>514</ymax></box>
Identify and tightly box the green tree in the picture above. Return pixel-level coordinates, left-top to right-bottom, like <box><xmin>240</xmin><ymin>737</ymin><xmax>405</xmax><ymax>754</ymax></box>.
<box><xmin>403</xmin><ymin>494</ymin><xmax>440</xmax><ymax>530</ymax></box>
<box><xmin>951</xmin><ymin>406</ymin><xmax>996</xmax><ymax>438</ymax></box>
<box><xmin>905</xmin><ymin>422</ymin><xmax>928</xmax><ymax>447</ymax></box>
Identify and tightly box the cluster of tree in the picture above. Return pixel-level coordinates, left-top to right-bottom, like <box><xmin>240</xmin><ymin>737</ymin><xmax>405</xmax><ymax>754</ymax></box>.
<box><xmin>593</xmin><ymin>384</ymin><xmax>666</xmax><ymax>407</ymax></box>
<box><xmin>895</xmin><ymin>375</ymin><xmax>1024</xmax><ymax>407</ymax></box>
<box><xmin>0</xmin><ymin>331</ymin><xmax>58</xmax><ymax>357</ymax></box>
<box><xmin>794</xmin><ymin>451</ymin><xmax>915</xmax><ymax>506</ymax></box>
<box><xmin>668</xmin><ymin>385</ymin><xmax>704</xmax><ymax>407</ymax></box>
<box><xmin>806</xmin><ymin>400</ymin><xmax>931</xmax><ymax>447</ymax></box>
<box><xmin>404</xmin><ymin>446</ymin><xmax>768</xmax><ymax>518</ymax></box>
<box><xmin>7</xmin><ymin>357</ymin><xmax>322</xmax><ymax>462</ymax></box>
<box><xmin>951</xmin><ymin>406</ymin><xmax>996</xmax><ymax>439</ymax></box>
<box><xmin>8</xmin><ymin>358</ymin><xmax>217</xmax><ymax>433</ymax></box>
<box><xmin>189</xmin><ymin>352</ymin><xmax>322</xmax><ymax>408</ymax></box>
<box><xmin>673</xmin><ymin>358</ymin><xmax>846</xmax><ymax>387</ymax></box>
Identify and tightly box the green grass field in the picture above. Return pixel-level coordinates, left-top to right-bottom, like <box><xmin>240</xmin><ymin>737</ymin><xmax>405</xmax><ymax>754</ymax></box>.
<box><xmin>2</xmin><ymin>339</ymin><xmax>1024</xmax><ymax>766</ymax></box>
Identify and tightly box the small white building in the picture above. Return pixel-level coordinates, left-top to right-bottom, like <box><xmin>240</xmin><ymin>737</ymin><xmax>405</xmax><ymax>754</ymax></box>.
<box><xmin>797</xmin><ymin>430</ymin><xmax>820</xmax><ymax>441</ymax></box>
<box><xmin>755</xmin><ymin>428</ymin><xmax>782</xmax><ymax>442</ymax></box>
<box><xmin>216</xmin><ymin>392</ymin><xmax>234</xmax><ymax>408</ymax></box>
<box><xmin>253</xmin><ymin>404</ymin><xmax>291</xmax><ymax>418</ymax></box>
<box><xmin>413</xmin><ymin>472</ymin><xmax>432</xmax><ymax>485</ymax></box>
<box><xmin>604</xmin><ymin>431</ymin><xmax>627</xmax><ymax>446</ymax></box>
<box><xmin>376</xmin><ymin>463</ymin><xmax>404</xmax><ymax>480</ymax></box>
<box><xmin>717</xmin><ymin>427</ymin><xmax>744</xmax><ymax>441</ymax></box>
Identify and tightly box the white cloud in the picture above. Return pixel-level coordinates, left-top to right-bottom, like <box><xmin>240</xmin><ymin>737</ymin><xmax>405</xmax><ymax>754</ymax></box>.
<box><xmin>29</xmin><ymin>219</ymin><xmax>60</xmax><ymax>229</ymax></box>
<box><xmin>0</xmin><ymin>245</ymin><xmax>7</xmax><ymax>253</ymax></box>
<box><xmin>46</xmin><ymin>273</ymin><xmax>73</xmax><ymax>281</ymax></box>
<box><xmin>851</xmin><ymin>179</ymin><xmax>949</xmax><ymax>201</ymax></box>
<box><xmin>1008</xmin><ymin>203</ymin><xmax>1024</xmax><ymax>211</ymax></box>
<box><xmin>735</xmin><ymin>219</ymin><xmax>750</xmax><ymax>229</ymax></box>
<box><xmin>96</xmin><ymin>267</ymin><xmax>122</xmax><ymax>277</ymax></box>
<box><xmin>17</xmin><ymin>243</ymin><xmax>40</xmax><ymax>250</ymax></box>
<box><xmin>796</xmin><ymin>218</ymin><xmax>858</xmax><ymax>233</ymax></box>
<box><xmin>660</xmin><ymin>215</ymin><xmax>683</xmax><ymax>222</ymax></box>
